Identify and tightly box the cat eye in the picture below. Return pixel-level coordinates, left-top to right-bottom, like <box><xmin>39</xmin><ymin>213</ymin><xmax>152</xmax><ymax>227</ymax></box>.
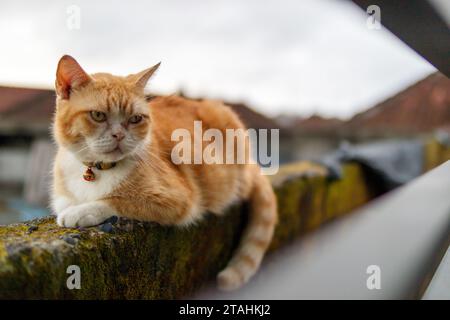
<box><xmin>90</xmin><ymin>111</ymin><xmax>107</xmax><ymax>122</ymax></box>
<box><xmin>129</xmin><ymin>114</ymin><xmax>143</xmax><ymax>124</ymax></box>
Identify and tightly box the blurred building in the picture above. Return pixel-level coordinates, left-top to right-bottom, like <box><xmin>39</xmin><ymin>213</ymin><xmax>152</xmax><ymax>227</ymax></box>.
<box><xmin>279</xmin><ymin>72</ymin><xmax>450</xmax><ymax>161</ymax></box>
<box><xmin>0</xmin><ymin>71</ymin><xmax>449</xmax><ymax>207</ymax></box>
<box><xmin>0</xmin><ymin>87</ymin><xmax>54</xmax><ymax>204</ymax></box>
<box><xmin>347</xmin><ymin>72</ymin><xmax>450</xmax><ymax>137</ymax></box>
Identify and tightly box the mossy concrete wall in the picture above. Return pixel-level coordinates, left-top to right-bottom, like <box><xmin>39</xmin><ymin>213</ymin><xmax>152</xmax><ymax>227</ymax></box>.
<box><xmin>424</xmin><ymin>138</ymin><xmax>450</xmax><ymax>172</ymax></box>
<box><xmin>0</xmin><ymin>162</ymin><xmax>376</xmax><ymax>299</ymax></box>
<box><xmin>2</xmin><ymin>138</ymin><xmax>448</xmax><ymax>300</ymax></box>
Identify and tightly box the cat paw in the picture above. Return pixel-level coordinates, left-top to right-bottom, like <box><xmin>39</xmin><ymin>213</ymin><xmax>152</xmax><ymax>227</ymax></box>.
<box><xmin>57</xmin><ymin>203</ymin><xmax>113</xmax><ymax>228</ymax></box>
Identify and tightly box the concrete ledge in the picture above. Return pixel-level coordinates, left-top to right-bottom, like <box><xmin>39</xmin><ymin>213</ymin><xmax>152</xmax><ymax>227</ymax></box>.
<box><xmin>0</xmin><ymin>162</ymin><xmax>376</xmax><ymax>299</ymax></box>
<box><xmin>198</xmin><ymin>161</ymin><xmax>450</xmax><ymax>299</ymax></box>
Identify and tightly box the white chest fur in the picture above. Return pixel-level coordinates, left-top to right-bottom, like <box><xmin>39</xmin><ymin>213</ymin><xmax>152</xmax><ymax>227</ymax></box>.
<box><xmin>60</xmin><ymin>150</ymin><xmax>135</xmax><ymax>204</ymax></box>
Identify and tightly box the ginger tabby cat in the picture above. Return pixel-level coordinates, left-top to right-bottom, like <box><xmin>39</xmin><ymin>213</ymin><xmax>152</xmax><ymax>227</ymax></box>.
<box><xmin>51</xmin><ymin>55</ymin><xmax>278</xmax><ymax>290</ymax></box>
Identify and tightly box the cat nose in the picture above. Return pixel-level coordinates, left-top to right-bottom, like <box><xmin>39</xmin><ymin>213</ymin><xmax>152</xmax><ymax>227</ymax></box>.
<box><xmin>112</xmin><ymin>132</ymin><xmax>125</xmax><ymax>141</ymax></box>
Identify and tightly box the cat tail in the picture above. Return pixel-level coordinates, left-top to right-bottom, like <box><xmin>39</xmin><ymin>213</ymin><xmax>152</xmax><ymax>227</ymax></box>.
<box><xmin>217</xmin><ymin>170</ymin><xmax>278</xmax><ymax>290</ymax></box>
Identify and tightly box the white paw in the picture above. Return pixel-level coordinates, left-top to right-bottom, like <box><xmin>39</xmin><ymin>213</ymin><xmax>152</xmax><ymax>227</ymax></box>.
<box><xmin>57</xmin><ymin>203</ymin><xmax>113</xmax><ymax>228</ymax></box>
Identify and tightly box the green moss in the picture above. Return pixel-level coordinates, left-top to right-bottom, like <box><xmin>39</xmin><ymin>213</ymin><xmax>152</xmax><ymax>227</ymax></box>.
<box><xmin>424</xmin><ymin>139</ymin><xmax>450</xmax><ymax>172</ymax></box>
<box><xmin>325</xmin><ymin>164</ymin><xmax>372</xmax><ymax>219</ymax></box>
<box><xmin>0</xmin><ymin>161</ymin><xmax>376</xmax><ymax>299</ymax></box>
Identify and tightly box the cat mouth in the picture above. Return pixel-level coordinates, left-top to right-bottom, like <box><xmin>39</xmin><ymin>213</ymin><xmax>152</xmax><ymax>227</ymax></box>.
<box><xmin>103</xmin><ymin>146</ymin><xmax>122</xmax><ymax>154</ymax></box>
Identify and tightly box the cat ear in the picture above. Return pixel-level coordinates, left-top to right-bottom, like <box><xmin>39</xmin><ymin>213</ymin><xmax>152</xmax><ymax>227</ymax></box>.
<box><xmin>134</xmin><ymin>62</ymin><xmax>161</xmax><ymax>90</ymax></box>
<box><xmin>55</xmin><ymin>55</ymin><xmax>91</xmax><ymax>99</ymax></box>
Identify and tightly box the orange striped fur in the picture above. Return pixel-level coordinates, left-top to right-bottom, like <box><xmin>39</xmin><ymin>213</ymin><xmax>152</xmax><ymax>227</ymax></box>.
<box><xmin>51</xmin><ymin>55</ymin><xmax>278</xmax><ymax>290</ymax></box>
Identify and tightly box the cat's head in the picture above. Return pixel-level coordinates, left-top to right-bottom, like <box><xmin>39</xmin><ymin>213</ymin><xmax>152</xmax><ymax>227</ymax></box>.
<box><xmin>53</xmin><ymin>55</ymin><xmax>160</xmax><ymax>163</ymax></box>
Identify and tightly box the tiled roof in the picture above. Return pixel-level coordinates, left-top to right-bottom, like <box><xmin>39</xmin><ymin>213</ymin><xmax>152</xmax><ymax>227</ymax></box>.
<box><xmin>289</xmin><ymin>115</ymin><xmax>344</xmax><ymax>133</ymax></box>
<box><xmin>348</xmin><ymin>72</ymin><xmax>450</xmax><ymax>134</ymax></box>
<box><xmin>227</xmin><ymin>102</ymin><xmax>280</xmax><ymax>130</ymax></box>
<box><xmin>0</xmin><ymin>87</ymin><xmax>281</xmax><ymax>136</ymax></box>
<box><xmin>2</xmin><ymin>71</ymin><xmax>447</xmax><ymax>137</ymax></box>
<box><xmin>0</xmin><ymin>86</ymin><xmax>55</xmax><ymax>135</ymax></box>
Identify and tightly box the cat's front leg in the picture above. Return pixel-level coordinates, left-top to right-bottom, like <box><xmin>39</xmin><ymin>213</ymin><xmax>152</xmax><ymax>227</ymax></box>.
<box><xmin>57</xmin><ymin>201</ymin><xmax>116</xmax><ymax>228</ymax></box>
<box><xmin>51</xmin><ymin>195</ymin><xmax>74</xmax><ymax>215</ymax></box>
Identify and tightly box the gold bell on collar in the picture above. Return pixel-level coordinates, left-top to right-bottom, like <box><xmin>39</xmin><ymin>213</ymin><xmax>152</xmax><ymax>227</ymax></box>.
<box><xmin>82</xmin><ymin>161</ymin><xmax>117</xmax><ymax>182</ymax></box>
<box><xmin>83</xmin><ymin>167</ymin><xmax>96</xmax><ymax>182</ymax></box>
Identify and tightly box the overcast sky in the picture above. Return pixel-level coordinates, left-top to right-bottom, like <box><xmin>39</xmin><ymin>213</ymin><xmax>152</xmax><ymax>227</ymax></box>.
<box><xmin>0</xmin><ymin>0</ymin><xmax>437</xmax><ymax>118</ymax></box>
